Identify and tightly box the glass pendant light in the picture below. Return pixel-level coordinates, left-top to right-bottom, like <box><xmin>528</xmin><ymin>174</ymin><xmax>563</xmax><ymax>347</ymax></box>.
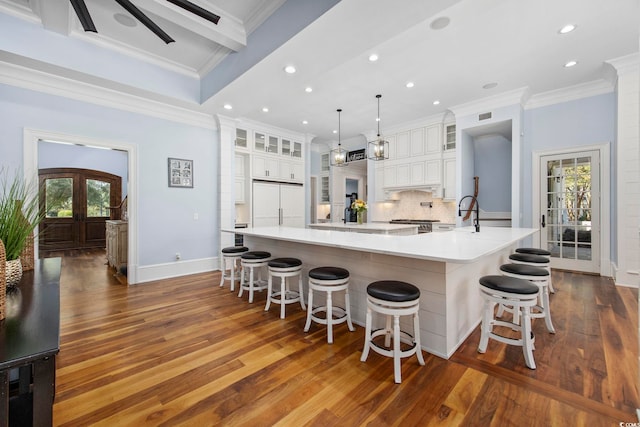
<box><xmin>368</xmin><ymin>94</ymin><xmax>389</xmax><ymax>161</ymax></box>
<box><xmin>330</xmin><ymin>108</ymin><xmax>347</xmax><ymax>167</ymax></box>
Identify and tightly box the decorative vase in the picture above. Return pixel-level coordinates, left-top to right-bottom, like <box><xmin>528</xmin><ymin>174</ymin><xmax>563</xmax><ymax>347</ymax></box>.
<box><xmin>6</xmin><ymin>258</ymin><xmax>22</xmax><ymax>287</ymax></box>
<box><xmin>357</xmin><ymin>211</ymin><xmax>364</xmax><ymax>225</ymax></box>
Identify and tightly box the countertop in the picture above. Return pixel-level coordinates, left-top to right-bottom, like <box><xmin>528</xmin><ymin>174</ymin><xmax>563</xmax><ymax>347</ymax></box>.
<box><xmin>225</xmin><ymin>226</ymin><xmax>537</xmax><ymax>264</ymax></box>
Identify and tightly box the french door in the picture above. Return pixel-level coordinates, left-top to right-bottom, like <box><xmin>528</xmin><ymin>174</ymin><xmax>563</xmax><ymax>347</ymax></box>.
<box><xmin>539</xmin><ymin>150</ymin><xmax>600</xmax><ymax>273</ymax></box>
<box><xmin>39</xmin><ymin>168</ymin><xmax>121</xmax><ymax>254</ymax></box>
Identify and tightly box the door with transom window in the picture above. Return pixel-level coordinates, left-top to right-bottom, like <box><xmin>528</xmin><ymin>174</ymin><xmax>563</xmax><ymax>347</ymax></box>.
<box><xmin>39</xmin><ymin>168</ymin><xmax>121</xmax><ymax>254</ymax></box>
<box><xmin>539</xmin><ymin>150</ymin><xmax>600</xmax><ymax>273</ymax></box>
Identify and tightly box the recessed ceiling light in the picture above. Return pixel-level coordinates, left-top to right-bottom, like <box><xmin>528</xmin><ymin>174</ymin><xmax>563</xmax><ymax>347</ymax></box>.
<box><xmin>305</xmin><ymin>87</ymin><xmax>313</xmax><ymax>93</ymax></box>
<box><xmin>482</xmin><ymin>82</ymin><xmax>498</xmax><ymax>89</ymax></box>
<box><xmin>114</xmin><ymin>13</ymin><xmax>136</xmax><ymax>27</ymax></box>
<box><xmin>368</xmin><ymin>54</ymin><xmax>379</xmax><ymax>62</ymax></box>
<box><xmin>284</xmin><ymin>65</ymin><xmax>296</xmax><ymax>74</ymax></box>
<box><xmin>430</xmin><ymin>16</ymin><xmax>450</xmax><ymax>30</ymax></box>
<box><xmin>302</xmin><ymin>120</ymin><xmax>308</xmax><ymax>125</ymax></box>
<box><xmin>559</xmin><ymin>24</ymin><xmax>576</xmax><ymax>34</ymax></box>
<box><xmin>564</xmin><ymin>60</ymin><xmax>578</xmax><ymax>68</ymax></box>
<box><xmin>223</xmin><ymin>104</ymin><xmax>232</xmax><ymax>110</ymax></box>
<box><xmin>406</xmin><ymin>82</ymin><xmax>415</xmax><ymax>88</ymax></box>
<box><xmin>376</xmin><ymin>117</ymin><xmax>380</xmax><ymax>122</ymax></box>
<box><xmin>262</xmin><ymin>107</ymin><xmax>269</xmax><ymax>112</ymax></box>
<box><xmin>433</xmin><ymin>100</ymin><xmax>440</xmax><ymax>105</ymax></box>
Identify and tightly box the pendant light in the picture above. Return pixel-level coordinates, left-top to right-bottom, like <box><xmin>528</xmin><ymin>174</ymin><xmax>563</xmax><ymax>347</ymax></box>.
<box><xmin>330</xmin><ymin>108</ymin><xmax>347</xmax><ymax>167</ymax></box>
<box><xmin>368</xmin><ymin>94</ymin><xmax>389</xmax><ymax>161</ymax></box>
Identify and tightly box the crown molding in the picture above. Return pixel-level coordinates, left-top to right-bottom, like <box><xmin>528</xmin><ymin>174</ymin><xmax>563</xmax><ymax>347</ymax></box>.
<box><xmin>0</xmin><ymin>50</ymin><xmax>216</xmax><ymax>129</ymax></box>
<box><xmin>235</xmin><ymin>116</ymin><xmax>307</xmax><ymax>141</ymax></box>
<box><xmin>524</xmin><ymin>79</ymin><xmax>614</xmax><ymax>110</ymax></box>
<box><xmin>449</xmin><ymin>87</ymin><xmax>531</xmax><ymax>118</ymax></box>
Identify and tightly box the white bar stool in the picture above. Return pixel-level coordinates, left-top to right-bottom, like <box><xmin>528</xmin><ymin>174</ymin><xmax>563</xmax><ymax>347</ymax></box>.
<box><xmin>238</xmin><ymin>251</ymin><xmax>271</xmax><ymax>303</ymax></box>
<box><xmin>498</xmin><ymin>263</ymin><xmax>555</xmax><ymax>333</ymax></box>
<box><xmin>510</xmin><ymin>251</ymin><xmax>554</xmax><ymax>293</ymax></box>
<box><xmin>219</xmin><ymin>246</ymin><xmax>249</xmax><ymax>291</ymax></box>
<box><xmin>515</xmin><ymin>248</ymin><xmax>554</xmax><ymax>293</ymax></box>
<box><xmin>360</xmin><ymin>280</ymin><xmax>425</xmax><ymax>384</ymax></box>
<box><xmin>478</xmin><ymin>275</ymin><xmax>539</xmax><ymax>369</ymax></box>
<box><xmin>304</xmin><ymin>266</ymin><xmax>354</xmax><ymax>344</ymax></box>
<box><xmin>265</xmin><ymin>257</ymin><xmax>306</xmax><ymax>319</ymax></box>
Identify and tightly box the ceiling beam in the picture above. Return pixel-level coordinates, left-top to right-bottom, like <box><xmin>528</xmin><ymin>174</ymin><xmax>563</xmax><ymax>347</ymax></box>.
<box><xmin>132</xmin><ymin>0</ymin><xmax>246</xmax><ymax>51</ymax></box>
<box><xmin>33</xmin><ymin>0</ymin><xmax>74</xmax><ymax>35</ymax></box>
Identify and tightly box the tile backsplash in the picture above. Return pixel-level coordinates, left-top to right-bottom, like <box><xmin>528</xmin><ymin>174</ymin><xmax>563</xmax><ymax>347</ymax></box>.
<box><xmin>371</xmin><ymin>190</ymin><xmax>456</xmax><ymax>223</ymax></box>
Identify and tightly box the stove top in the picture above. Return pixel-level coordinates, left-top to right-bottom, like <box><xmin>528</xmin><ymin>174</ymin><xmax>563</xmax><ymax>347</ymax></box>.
<box><xmin>390</xmin><ymin>219</ymin><xmax>440</xmax><ymax>223</ymax></box>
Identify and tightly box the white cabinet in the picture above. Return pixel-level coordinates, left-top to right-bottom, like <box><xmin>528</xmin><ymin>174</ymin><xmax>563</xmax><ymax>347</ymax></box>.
<box><xmin>442</xmin><ymin>156</ymin><xmax>456</xmax><ymax>201</ymax></box>
<box><xmin>282</xmin><ymin>139</ymin><xmax>303</xmax><ymax>158</ymax></box>
<box><xmin>235</xmin><ymin>128</ymin><xmax>248</xmax><ymax>149</ymax></box>
<box><xmin>425</xmin><ymin>124</ymin><xmax>441</xmax><ymax>154</ymax></box>
<box><xmin>280</xmin><ymin>160</ymin><xmax>304</xmax><ymax>182</ymax></box>
<box><xmin>410</xmin><ymin>161</ymin><xmax>425</xmax><ymax>184</ymax></box>
<box><xmin>424</xmin><ymin>157</ymin><xmax>441</xmax><ymax>184</ymax></box>
<box><xmin>410</xmin><ymin>128</ymin><xmax>425</xmax><ymax>156</ymax></box>
<box><xmin>106</xmin><ymin>220</ymin><xmax>127</xmax><ymax>269</ymax></box>
<box><xmin>444</xmin><ymin>123</ymin><xmax>456</xmax><ymax>152</ymax></box>
<box><xmin>235</xmin><ymin>154</ymin><xmax>246</xmax><ymax>204</ymax></box>
<box><xmin>395</xmin><ymin>131</ymin><xmax>410</xmax><ymax>159</ymax></box>
<box><xmin>374</xmin><ymin>167</ymin><xmax>385</xmax><ymax>202</ymax></box>
<box><xmin>320</xmin><ymin>175</ymin><xmax>330</xmax><ymax>203</ymax></box>
<box><xmin>383</xmin><ymin>165</ymin><xmax>396</xmax><ymax>188</ymax></box>
<box><xmin>252</xmin><ymin>154</ymin><xmax>279</xmax><ymax>179</ymax></box>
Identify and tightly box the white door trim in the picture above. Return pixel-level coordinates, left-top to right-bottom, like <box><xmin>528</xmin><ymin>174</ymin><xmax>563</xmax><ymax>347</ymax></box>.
<box><xmin>532</xmin><ymin>143</ymin><xmax>611</xmax><ymax>277</ymax></box>
<box><xmin>23</xmin><ymin>128</ymin><xmax>139</xmax><ymax>284</ymax></box>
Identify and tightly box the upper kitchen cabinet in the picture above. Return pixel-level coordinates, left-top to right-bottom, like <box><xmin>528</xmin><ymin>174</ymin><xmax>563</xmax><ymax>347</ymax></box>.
<box><xmin>425</xmin><ymin>124</ymin><xmax>441</xmax><ymax>154</ymax></box>
<box><xmin>444</xmin><ymin>123</ymin><xmax>456</xmax><ymax>152</ymax></box>
<box><xmin>254</xmin><ymin>132</ymin><xmax>280</xmax><ymax>154</ymax></box>
<box><xmin>235</xmin><ymin>128</ymin><xmax>248</xmax><ymax>150</ymax></box>
<box><xmin>282</xmin><ymin>139</ymin><xmax>303</xmax><ymax>158</ymax></box>
<box><xmin>395</xmin><ymin>131</ymin><xmax>410</xmax><ymax>159</ymax></box>
<box><xmin>410</xmin><ymin>128</ymin><xmax>425</xmax><ymax>156</ymax></box>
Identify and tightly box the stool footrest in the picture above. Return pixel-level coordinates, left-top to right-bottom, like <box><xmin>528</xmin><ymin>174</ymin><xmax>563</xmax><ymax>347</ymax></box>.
<box><xmin>369</xmin><ymin>329</ymin><xmax>418</xmax><ymax>359</ymax></box>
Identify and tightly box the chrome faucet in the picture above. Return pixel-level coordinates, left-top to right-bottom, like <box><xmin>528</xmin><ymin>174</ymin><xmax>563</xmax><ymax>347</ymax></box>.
<box><xmin>458</xmin><ymin>195</ymin><xmax>480</xmax><ymax>232</ymax></box>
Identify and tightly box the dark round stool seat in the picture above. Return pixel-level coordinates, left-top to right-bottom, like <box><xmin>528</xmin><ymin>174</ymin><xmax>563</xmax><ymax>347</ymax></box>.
<box><xmin>268</xmin><ymin>257</ymin><xmax>302</xmax><ymax>268</ymax></box>
<box><xmin>367</xmin><ymin>281</ymin><xmax>420</xmax><ymax>302</ymax></box>
<box><xmin>479</xmin><ymin>275</ymin><xmax>538</xmax><ymax>295</ymax></box>
<box><xmin>241</xmin><ymin>251</ymin><xmax>271</xmax><ymax>260</ymax></box>
<box><xmin>222</xmin><ymin>246</ymin><xmax>249</xmax><ymax>254</ymax></box>
<box><xmin>516</xmin><ymin>247</ymin><xmax>551</xmax><ymax>256</ymax></box>
<box><xmin>500</xmin><ymin>263</ymin><xmax>549</xmax><ymax>277</ymax></box>
<box><xmin>509</xmin><ymin>253</ymin><xmax>549</xmax><ymax>264</ymax></box>
<box><xmin>309</xmin><ymin>266</ymin><xmax>349</xmax><ymax>281</ymax></box>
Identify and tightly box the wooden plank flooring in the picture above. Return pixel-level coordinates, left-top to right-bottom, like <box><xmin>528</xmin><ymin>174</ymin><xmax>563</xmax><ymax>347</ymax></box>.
<box><xmin>50</xmin><ymin>249</ymin><xmax>639</xmax><ymax>426</ymax></box>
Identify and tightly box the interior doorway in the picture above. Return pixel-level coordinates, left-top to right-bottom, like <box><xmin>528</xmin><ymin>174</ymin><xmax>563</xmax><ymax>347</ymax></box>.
<box><xmin>23</xmin><ymin>129</ymin><xmax>138</xmax><ymax>283</ymax></box>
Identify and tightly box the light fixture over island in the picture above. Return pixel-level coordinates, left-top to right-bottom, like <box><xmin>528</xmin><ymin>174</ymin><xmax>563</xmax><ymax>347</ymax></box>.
<box><xmin>224</xmin><ymin>225</ymin><xmax>538</xmax><ymax>358</ymax></box>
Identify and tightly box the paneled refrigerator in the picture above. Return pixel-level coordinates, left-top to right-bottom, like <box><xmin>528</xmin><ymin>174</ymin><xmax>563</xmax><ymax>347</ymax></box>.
<box><xmin>252</xmin><ymin>181</ymin><xmax>305</xmax><ymax>227</ymax></box>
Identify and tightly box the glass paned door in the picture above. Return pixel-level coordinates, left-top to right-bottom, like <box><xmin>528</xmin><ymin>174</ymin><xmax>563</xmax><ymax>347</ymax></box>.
<box><xmin>540</xmin><ymin>150</ymin><xmax>599</xmax><ymax>273</ymax></box>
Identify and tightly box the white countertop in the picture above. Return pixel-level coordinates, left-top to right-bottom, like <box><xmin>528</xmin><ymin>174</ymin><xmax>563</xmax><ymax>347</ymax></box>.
<box><xmin>308</xmin><ymin>222</ymin><xmax>418</xmax><ymax>231</ymax></box>
<box><xmin>224</xmin><ymin>226</ymin><xmax>538</xmax><ymax>264</ymax></box>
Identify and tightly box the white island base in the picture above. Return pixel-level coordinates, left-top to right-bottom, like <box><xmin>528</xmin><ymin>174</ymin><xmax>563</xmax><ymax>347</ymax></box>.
<box><xmin>227</xmin><ymin>226</ymin><xmax>537</xmax><ymax>359</ymax></box>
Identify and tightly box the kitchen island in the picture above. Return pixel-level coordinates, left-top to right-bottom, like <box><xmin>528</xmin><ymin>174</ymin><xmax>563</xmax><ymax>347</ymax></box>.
<box><xmin>224</xmin><ymin>226</ymin><xmax>537</xmax><ymax>358</ymax></box>
<box><xmin>308</xmin><ymin>222</ymin><xmax>418</xmax><ymax>235</ymax></box>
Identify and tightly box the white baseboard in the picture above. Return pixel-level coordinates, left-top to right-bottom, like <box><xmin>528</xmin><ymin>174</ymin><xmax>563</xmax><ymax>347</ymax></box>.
<box><xmin>134</xmin><ymin>256</ymin><xmax>219</xmax><ymax>284</ymax></box>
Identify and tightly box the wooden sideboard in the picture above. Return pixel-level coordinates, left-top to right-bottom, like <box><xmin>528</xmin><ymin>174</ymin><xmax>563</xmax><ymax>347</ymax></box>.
<box><xmin>106</xmin><ymin>220</ymin><xmax>128</xmax><ymax>270</ymax></box>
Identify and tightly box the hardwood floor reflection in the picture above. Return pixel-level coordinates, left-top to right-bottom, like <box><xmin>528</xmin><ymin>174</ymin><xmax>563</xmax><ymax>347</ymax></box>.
<box><xmin>51</xmin><ymin>249</ymin><xmax>638</xmax><ymax>426</ymax></box>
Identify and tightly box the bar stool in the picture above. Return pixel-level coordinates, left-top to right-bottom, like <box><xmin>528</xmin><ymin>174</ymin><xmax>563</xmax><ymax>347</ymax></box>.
<box><xmin>478</xmin><ymin>275</ymin><xmax>539</xmax><ymax>369</ymax></box>
<box><xmin>498</xmin><ymin>263</ymin><xmax>555</xmax><ymax>333</ymax></box>
<box><xmin>509</xmin><ymin>252</ymin><xmax>554</xmax><ymax>293</ymax></box>
<box><xmin>304</xmin><ymin>266</ymin><xmax>354</xmax><ymax>344</ymax></box>
<box><xmin>360</xmin><ymin>280</ymin><xmax>425</xmax><ymax>384</ymax></box>
<box><xmin>265</xmin><ymin>257</ymin><xmax>306</xmax><ymax>319</ymax></box>
<box><xmin>515</xmin><ymin>248</ymin><xmax>554</xmax><ymax>293</ymax></box>
<box><xmin>239</xmin><ymin>251</ymin><xmax>271</xmax><ymax>303</ymax></box>
<box><xmin>219</xmin><ymin>246</ymin><xmax>249</xmax><ymax>291</ymax></box>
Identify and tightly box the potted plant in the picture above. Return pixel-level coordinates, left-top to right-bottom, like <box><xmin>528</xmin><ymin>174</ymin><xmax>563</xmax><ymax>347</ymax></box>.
<box><xmin>351</xmin><ymin>199</ymin><xmax>368</xmax><ymax>225</ymax></box>
<box><xmin>0</xmin><ymin>169</ymin><xmax>44</xmax><ymax>287</ymax></box>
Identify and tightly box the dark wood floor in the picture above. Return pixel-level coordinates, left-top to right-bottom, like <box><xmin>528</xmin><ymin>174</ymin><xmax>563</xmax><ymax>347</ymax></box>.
<box><xmin>50</xmin><ymin>249</ymin><xmax>638</xmax><ymax>426</ymax></box>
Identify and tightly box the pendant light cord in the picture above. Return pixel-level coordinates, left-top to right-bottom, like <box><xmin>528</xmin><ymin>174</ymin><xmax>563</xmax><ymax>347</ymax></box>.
<box><xmin>337</xmin><ymin>108</ymin><xmax>342</xmax><ymax>146</ymax></box>
<box><xmin>376</xmin><ymin>94</ymin><xmax>382</xmax><ymax>138</ymax></box>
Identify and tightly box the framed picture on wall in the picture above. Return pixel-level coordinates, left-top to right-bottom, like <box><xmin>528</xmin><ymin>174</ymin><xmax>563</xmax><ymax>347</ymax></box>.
<box><xmin>168</xmin><ymin>158</ymin><xmax>193</xmax><ymax>188</ymax></box>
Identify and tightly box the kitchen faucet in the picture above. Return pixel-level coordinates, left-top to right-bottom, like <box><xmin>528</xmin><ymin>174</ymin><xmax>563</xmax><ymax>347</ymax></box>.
<box><xmin>458</xmin><ymin>195</ymin><xmax>480</xmax><ymax>232</ymax></box>
<box><xmin>344</xmin><ymin>207</ymin><xmax>350</xmax><ymax>224</ymax></box>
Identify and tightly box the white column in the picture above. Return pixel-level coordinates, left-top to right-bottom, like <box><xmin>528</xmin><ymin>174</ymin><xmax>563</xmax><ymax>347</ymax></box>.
<box><xmin>608</xmin><ymin>54</ymin><xmax>640</xmax><ymax>287</ymax></box>
<box><xmin>216</xmin><ymin>115</ymin><xmax>237</xmax><ymax>252</ymax></box>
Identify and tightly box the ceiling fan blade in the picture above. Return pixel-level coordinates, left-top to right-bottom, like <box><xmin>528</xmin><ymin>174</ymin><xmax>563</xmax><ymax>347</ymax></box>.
<box><xmin>165</xmin><ymin>0</ymin><xmax>220</xmax><ymax>25</ymax></box>
<box><xmin>69</xmin><ymin>0</ymin><xmax>97</xmax><ymax>32</ymax></box>
<box><xmin>114</xmin><ymin>0</ymin><xmax>175</xmax><ymax>44</ymax></box>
